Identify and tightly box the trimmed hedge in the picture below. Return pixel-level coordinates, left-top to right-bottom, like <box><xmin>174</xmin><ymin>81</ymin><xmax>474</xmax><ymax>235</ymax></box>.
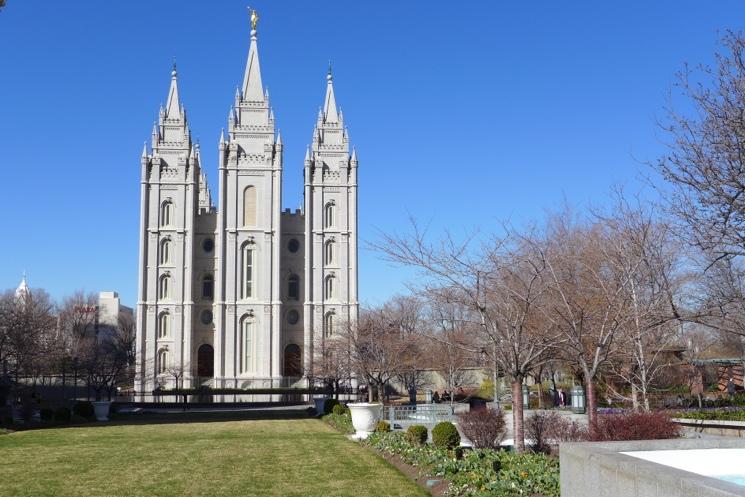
<box><xmin>331</xmin><ymin>403</ymin><xmax>347</xmax><ymax>416</ymax></box>
<box><xmin>405</xmin><ymin>425</ymin><xmax>428</xmax><ymax>445</ymax></box>
<box><xmin>432</xmin><ymin>421</ymin><xmax>460</xmax><ymax>450</ymax></box>
<box><xmin>375</xmin><ymin>420</ymin><xmax>391</xmax><ymax>433</ymax></box>
<box><xmin>73</xmin><ymin>401</ymin><xmax>94</xmax><ymax>419</ymax></box>
<box><xmin>323</xmin><ymin>398</ymin><xmax>340</xmax><ymax>415</ymax></box>
<box><xmin>54</xmin><ymin>407</ymin><xmax>71</xmax><ymax>422</ymax></box>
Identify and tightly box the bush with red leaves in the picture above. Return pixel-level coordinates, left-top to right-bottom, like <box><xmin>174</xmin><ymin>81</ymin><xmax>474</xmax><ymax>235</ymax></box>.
<box><xmin>592</xmin><ymin>411</ymin><xmax>682</xmax><ymax>441</ymax></box>
<box><xmin>457</xmin><ymin>407</ymin><xmax>507</xmax><ymax>449</ymax></box>
<box><xmin>526</xmin><ymin>411</ymin><xmax>588</xmax><ymax>453</ymax></box>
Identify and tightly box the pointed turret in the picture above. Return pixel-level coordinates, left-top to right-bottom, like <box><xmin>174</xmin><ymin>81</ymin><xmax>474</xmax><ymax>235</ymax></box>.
<box><xmin>351</xmin><ymin>147</ymin><xmax>357</xmax><ymax>163</ymax></box>
<box><xmin>165</xmin><ymin>64</ymin><xmax>181</xmax><ymax>119</ymax></box>
<box><xmin>276</xmin><ymin>130</ymin><xmax>282</xmax><ymax>146</ymax></box>
<box><xmin>323</xmin><ymin>70</ymin><xmax>339</xmax><ymax>123</ymax></box>
<box><xmin>242</xmin><ymin>9</ymin><xmax>264</xmax><ymax>102</ymax></box>
<box><xmin>141</xmin><ymin>142</ymin><xmax>148</xmax><ymax>159</ymax></box>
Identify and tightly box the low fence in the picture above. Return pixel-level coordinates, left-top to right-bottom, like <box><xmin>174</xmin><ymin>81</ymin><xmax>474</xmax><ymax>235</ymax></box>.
<box><xmin>384</xmin><ymin>404</ymin><xmax>456</xmax><ymax>428</ymax></box>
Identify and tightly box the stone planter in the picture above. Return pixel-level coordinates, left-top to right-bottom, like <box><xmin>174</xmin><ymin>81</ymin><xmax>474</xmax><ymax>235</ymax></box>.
<box><xmin>92</xmin><ymin>401</ymin><xmax>111</xmax><ymax>422</ymax></box>
<box><xmin>348</xmin><ymin>402</ymin><xmax>382</xmax><ymax>439</ymax></box>
<box><xmin>313</xmin><ymin>396</ymin><xmax>327</xmax><ymax>415</ymax></box>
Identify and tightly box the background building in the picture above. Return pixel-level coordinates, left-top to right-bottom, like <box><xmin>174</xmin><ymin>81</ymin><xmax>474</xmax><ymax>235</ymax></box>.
<box><xmin>134</xmin><ymin>13</ymin><xmax>359</xmax><ymax>392</ymax></box>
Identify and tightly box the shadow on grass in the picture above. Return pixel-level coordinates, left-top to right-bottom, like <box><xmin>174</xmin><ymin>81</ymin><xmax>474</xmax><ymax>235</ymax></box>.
<box><xmin>5</xmin><ymin>406</ymin><xmax>317</xmax><ymax>432</ymax></box>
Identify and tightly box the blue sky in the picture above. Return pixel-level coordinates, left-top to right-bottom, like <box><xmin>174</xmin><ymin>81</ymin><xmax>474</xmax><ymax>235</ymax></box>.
<box><xmin>0</xmin><ymin>1</ymin><xmax>740</xmax><ymax>306</ymax></box>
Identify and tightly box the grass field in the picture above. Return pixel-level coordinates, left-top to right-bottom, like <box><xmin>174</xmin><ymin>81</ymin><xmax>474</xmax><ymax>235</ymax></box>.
<box><xmin>0</xmin><ymin>414</ymin><xmax>429</xmax><ymax>497</ymax></box>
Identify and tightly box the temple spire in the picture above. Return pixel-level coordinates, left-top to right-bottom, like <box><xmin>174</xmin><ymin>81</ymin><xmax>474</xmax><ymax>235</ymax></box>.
<box><xmin>323</xmin><ymin>68</ymin><xmax>339</xmax><ymax>123</ymax></box>
<box><xmin>165</xmin><ymin>63</ymin><xmax>181</xmax><ymax>119</ymax></box>
<box><xmin>242</xmin><ymin>8</ymin><xmax>264</xmax><ymax>101</ymax></box>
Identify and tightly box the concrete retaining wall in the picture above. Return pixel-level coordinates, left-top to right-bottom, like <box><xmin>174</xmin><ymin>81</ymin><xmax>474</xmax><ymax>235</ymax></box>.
<box><xmin>673</xmin><ymin>417</ymin><xmax>745</xmax><ymax>438</ymax></box>
<box><xmin>560</xmin><ymin>438</ymin><xmax>745</xmax><ymax>497</ymax></box>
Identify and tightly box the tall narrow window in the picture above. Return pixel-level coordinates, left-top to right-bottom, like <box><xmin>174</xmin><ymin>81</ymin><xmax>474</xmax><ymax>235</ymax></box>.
<box><xmin>159</xmin><ymin>275</ymin><xmax>170</xmax><ymax>300</ymax></box>
<box><xmin>161</xmin><ymin>201</ymin><xmax>173</xmax><ymax>227</ymax></box>
<box><xmin>325</xmin><ymin>276</ymin><xmax>334</xmax><ymax>300</ymax></box>
<box><xmin>325</xmin><ymin>240</ymin><xmax>334</xmax><ymax>265</ymax></box>
<box><xmin>243</xmin><ymin>186</ymin><xmax>256</xmax><ymax>227</ymax></box>
<box><xmin>240</xmin><ymin>318</ymin><xmax>255</xmax><ymax>374</ymax></box>
<box><xmin>202</xmin><ymin>274</ymin><xmax>214</xmax><ymax>300</ymax></box>
<box><xmin>288</xmin><ymin>274</ymin><xmax>300</xmax><ymax>300</ymax></box>
<box><xmin>242</xmin><ymin>246</ymin><xmax>254</xmax><ymax>299</ymax></box>
<box><xmin>157</xmin><ymin>349</ymin><xmax>169</xmax><ymax>374</ymax></box>
<box><xmin>160</xmin><ymin>239</ymin><xmax>171</xmax><ymax>265</ymax></box>
<box><xmin>324</xmin><ymin>313</ymin><xmax>335</xmax><ymax>338</ymax></box>
<box><xmin>324</xmin><ymin>202</ymin><xmax>335</xmax><ymax>228</ymax></box>
<box><xmin>158</xmin><ymin>312</ymin><xmax>170</xmax><ymax>338</ymax></box>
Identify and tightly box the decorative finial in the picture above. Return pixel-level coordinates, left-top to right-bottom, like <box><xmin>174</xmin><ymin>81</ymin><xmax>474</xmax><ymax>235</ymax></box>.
<box><xmin>248</xmin><ymin>6</ymin><xmax>259</xmax><ymax>34</ymax></box>
<box><xmin>171</xmin><ymin>57</ymin><xmax>177</xmax><ymax>78</ymax></box>
<box><xmin>328</xmin><ymin>60</ymin><xmax>333</xmax><ymax>80</ymax></box>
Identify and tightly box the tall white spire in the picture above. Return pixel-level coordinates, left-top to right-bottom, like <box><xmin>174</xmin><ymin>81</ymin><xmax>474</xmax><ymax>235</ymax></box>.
<box><xmin>241</xmin><ymin>8</ymin><xmax>264</xmax><ymax>102</ymax></box>
<box><xmin>15</xmin><ymin>273</ymin><xmax>30</xmax><ymax>301</ymax></box>
<box><xmin>165</xmin><ymin>63</ymin><xmax>181</xmax><ymax>118</ymax></box>
<box><xmin>323</xmin><ymin>68</ymin><xmax>339</xmax><ymax>123</ymax></box>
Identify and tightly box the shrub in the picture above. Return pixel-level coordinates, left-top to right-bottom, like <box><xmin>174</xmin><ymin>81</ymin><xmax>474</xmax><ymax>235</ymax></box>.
<box><xmin>457</xmin><ymin>408</ymin><xmax>507</xmax><ymax>449</ymax></box>
<box><xmin>322</xmin><ymin>411</ymin><xmax>354</xmax><ymax>434</ymax></box>
<box><xmin>375</xmin><ymin>420</ymin><xmax>391</xmax><ymax>433</ymax></box>
<box><xmin>432</xmin><ymin>421</ymin><xmax>460</xmax><ymax>450</ymax></box>
<box><xmin>331</xmin><ymin>403</ymin><xmax>347</xmax><ymax>416</ymax></box>
<box><xmin>54</xmin><ymin>407</ymin><xmax>71</xmax><ymax>422</ymax></box>
<box><xmin>592</xmin><ymin>411</ymin><xmax>682</xmax><ymax>441</ymax></box>
<box><xmin>39</xmin><ymin>408</ymin><xmax>54</xmax><ymax>421</ymax></box>
<box><xmin>73</xmin><ymin>401</ymin><xmax>95</xmax><ymax>419</ymax></box>
<box><xmin>406</xmin><ymin>425</ymin><xmax>428</xmax><ymax>445</ymax></box>
<box><xmin>323</xmin><ymin>398</ymin><xmax>340</xmax><ymax>415</ymax></box>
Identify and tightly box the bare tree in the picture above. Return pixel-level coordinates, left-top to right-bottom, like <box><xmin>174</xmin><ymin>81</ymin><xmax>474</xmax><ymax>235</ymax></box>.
<box><xmin>374</xmin><ymin>222</ymin><xmax>564</xmax><ymax>452</ymax></box>
<box><xmin>341</xmin><ymin>303</ymin><xmax>417</xmax><ymax>403</ymax></box>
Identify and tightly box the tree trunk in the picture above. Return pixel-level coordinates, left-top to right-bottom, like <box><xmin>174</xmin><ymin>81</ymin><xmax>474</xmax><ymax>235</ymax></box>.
<box><xmin>584</xmin><ymin>376</ymin><xmax>597</xmax><ymax>438</ymax></box>
<box><xmin>368</xmin><ymin>385</ymin><xmax>374</xmax><ymax>403</ymax></box>
<box><xmin>631</xmin><ymin>383</ymin><xmax>639</xmax><ymax>411</ymax></box>
<box><xmin>378</xmin><ymin>383</ymin><xmax>385</xmax><ymax>405</ymax></box>
<box><xmin>511</xmin><ymin>379</ymin><xmax>525</xmax><ymax>452</ymax></box>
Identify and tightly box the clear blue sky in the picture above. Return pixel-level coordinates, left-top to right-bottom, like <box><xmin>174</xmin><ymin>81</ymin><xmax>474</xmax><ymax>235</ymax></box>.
<box><xmin>0</xmin><ymin>1</ymin><xmax>740</xmax><ymax>306</ymax></box>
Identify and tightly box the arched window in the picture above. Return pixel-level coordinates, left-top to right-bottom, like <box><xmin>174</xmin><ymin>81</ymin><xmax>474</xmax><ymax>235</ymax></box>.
<box><xmin>243</xmin><ymin>186</ymin><xmax>257</xmax><ymax>227</ymax></box>
<box><xmin>202</xmin><ymin>274</ymin><xmax>214</xmax><ymax>301</ymax></box>
<box><xmin>159</xmin><ymin>275</ymin><xmax>170</xmax><ymax>300</ymax></box>
<box><xmin>157</xmin><ymin>349</ymin><xmax>169</xmax><ymax>374</ymax></box>
<box><xmin>324</xmin><ymin>202</ymin><xmax>335</xmax><ymax>229</ymax></box>
<box><xmin>324</xmin><ymin>313</ymin><xmax>335</xmax><ymax>338</ymax></box>
<box><xmin>325</xmin><ymin>275</ymin><xmax>334</xmax><ymax>300</ymax></box>
<box><xmin>160</xmin><ymin>201</ymin><xmax>173</xmax><ymax>227</ymax></box>
<box><xmin>284</xmin><ymin>344</ymin><xmax>302</xmax><ymax>377</ymax></box>
<box><xmin>160</xmin><ymin>239</ymin><xmax>171</xmax><ymax>265</ymax></box>
<box><xmin>158</xmin><ymin>312</ymin><xmax>170</xmax><ymax>338</ymax></box>
<box><xmin>241</xmin><ymin>245</ymin><xmax>254</xmax><ymax>299</ymax></box>
<box><xmin>197</xmin><ymin>344</ymin><xmax>214</xmax><ymax>378</ymax></box>
<box><xmin>325</xmin><ymin>240</ymin><xmax>334</xmax><ymax>265</ymax></box>
<box><xmin>288</xmin><ymin>274</ymin><xmax>300</xmax><ymax>301</ymax></box>
<box><xmin>239</xmin><ymin>317</ymin><xmax>255</xmax><ymax>374</ymax></box>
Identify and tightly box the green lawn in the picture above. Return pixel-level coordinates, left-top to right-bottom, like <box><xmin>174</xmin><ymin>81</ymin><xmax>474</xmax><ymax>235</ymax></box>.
<box><xmin>0</xmin><ymin>416</ymin><xmax>429</xmax><ymax>497</ymax></box>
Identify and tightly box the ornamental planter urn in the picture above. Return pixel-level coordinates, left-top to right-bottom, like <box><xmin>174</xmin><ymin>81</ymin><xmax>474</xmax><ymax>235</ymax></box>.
<box><xmin>92</xmin><ymin>401</ymin><xmax>112</xmax><ymax>422</ymax></box>
<box><xmin>348</xmin><ymin>402</ymin><xmax>382</xmax><ymax>439</ymax></box>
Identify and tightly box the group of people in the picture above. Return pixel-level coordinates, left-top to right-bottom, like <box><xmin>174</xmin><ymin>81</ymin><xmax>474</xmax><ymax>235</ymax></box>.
<box><xmin>431</xmin><ymin>389</ymin><xmax>460</xmax><ymax>403</ymax></box>
<box><xmin>550</xmin><ymin>388</ymin><xmax>569</xmax><ymax>407</ymax></box>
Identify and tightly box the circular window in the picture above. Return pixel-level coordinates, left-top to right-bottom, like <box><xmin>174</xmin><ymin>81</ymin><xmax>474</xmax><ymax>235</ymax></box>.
<box><xmin>202</xmin><ymin>238</ymin><xmax>214</xmax><ymax>253</ymax></box>
<box><xmin>200</xmin><ymin>310</ymin><xmax>213</xmax><ymax>325</ymax></box>
<box><xmin>287</xmin><ymin>310</ymin><xmax>299</xmax><ymax>325</ymax></box>
<box><xmin>287</xmin><ymin>238</ymin><xmax>300</xmax><ymax>253</ymax></box>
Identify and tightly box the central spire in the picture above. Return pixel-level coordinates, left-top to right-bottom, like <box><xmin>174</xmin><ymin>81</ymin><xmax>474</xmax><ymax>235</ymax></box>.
<box><xmin>242</xmin><ymin>8</ymin><xmax>264</xmax><ymax>102</ymax></box>
<box><xmin>323</xmin><ymin>68</ymin><xmax>339</xmax><ymax>123</ymax></box>
<box><xmin>165</xmin><ymin>63</ymin><xmax>181</xmax><ymax>118</ymax></box>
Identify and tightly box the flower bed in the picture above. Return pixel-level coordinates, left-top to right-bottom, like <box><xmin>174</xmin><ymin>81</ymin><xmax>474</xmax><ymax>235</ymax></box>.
<box><xmin>322</xmin><ymin>411</ymin><xmax>354</xmax><ymax>434</ymax></box>
<box><xmin>675</xmin><ymin>408</ymin><xmax>745</xmax><ymax>421</ymax></box>
<box><xmin>364</xmin><ymin>431</ymin><xmax>559</xmax><ymax>497</ymax></box>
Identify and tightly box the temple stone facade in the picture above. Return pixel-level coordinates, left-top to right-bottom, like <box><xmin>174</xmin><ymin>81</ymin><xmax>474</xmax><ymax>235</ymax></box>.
<box><xmin>134</xmin><ymin>13</ymin><xmax>358</xmax><ymax>392</ymax></box>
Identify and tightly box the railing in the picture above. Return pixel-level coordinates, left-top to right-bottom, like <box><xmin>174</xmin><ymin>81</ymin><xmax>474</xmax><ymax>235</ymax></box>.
<box><xmin>384</xmin><ymin>404</ymin><xmax>455</xmax><ymax>427</ymax></box>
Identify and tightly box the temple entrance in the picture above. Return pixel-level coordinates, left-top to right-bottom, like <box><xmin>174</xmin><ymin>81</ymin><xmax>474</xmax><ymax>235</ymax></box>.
<box><xmin>197</xmin><ymin>344</ymin><xmax>214</xmax><ymax>378</ymax></box>
<box><xmin>284</xmin><ymin>344</ymin><xmax>301</xmax><ymax>377</ymax></box>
